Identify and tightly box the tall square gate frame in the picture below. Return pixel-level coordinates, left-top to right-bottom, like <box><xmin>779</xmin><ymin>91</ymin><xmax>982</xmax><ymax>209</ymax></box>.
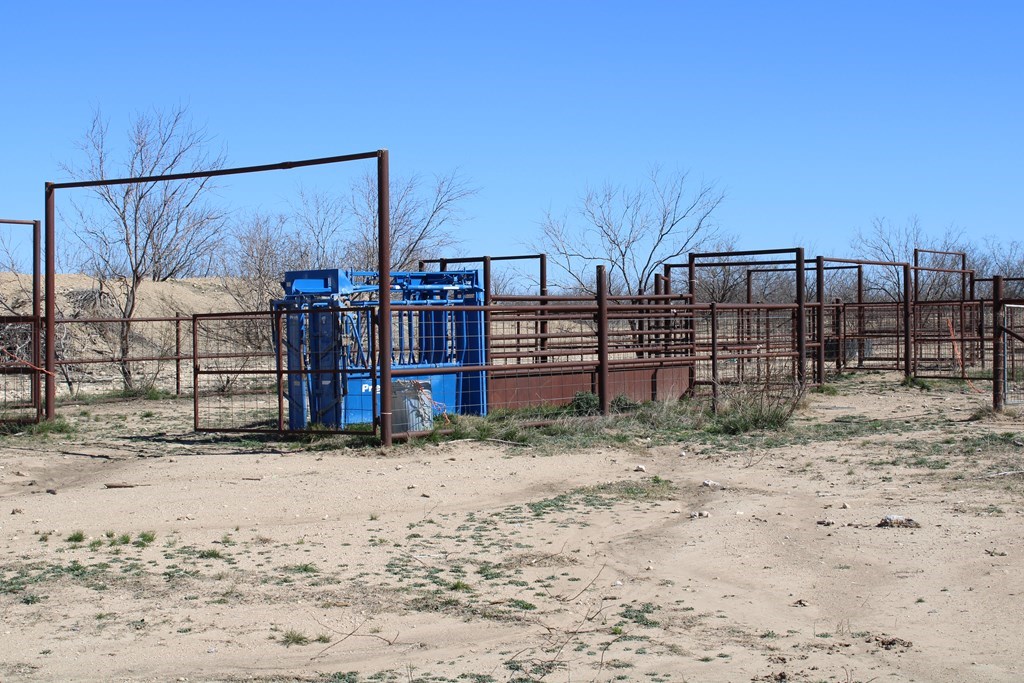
<box><xmin>43</xmin><ymin>149</ymin><xmax>400</xmax><ymax>445</ymax></box>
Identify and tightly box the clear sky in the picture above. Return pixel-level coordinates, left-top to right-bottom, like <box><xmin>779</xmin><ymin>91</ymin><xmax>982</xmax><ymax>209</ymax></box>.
<box><xmin>1</xmin><ymin>1</ymin><xmax>1021</xmax><ymax>271</ymax></box>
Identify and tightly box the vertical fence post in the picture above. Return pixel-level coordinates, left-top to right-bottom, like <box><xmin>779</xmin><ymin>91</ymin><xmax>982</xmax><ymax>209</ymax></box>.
<box><xmin>795</xmin><ymin>248</ymin><xmax>807</xmax><ymax>388</ymax></box>
<box><xmin>32</xmin><ymin>219</ymin><xmax>42</xmax><ymax>420</ymax></box>
<box><xmin>191</xmin><ymin>316</ymin><xmax>200</xmax><ymax>431</ymax></box>
<box><xmin>174</xmin><ymin>313</ymin><xmax>182</xmax><ymax>396</ymax></box>
<box><xmin>275</xmin><ymin>310</ymin><xmax>286</xmax><ymax>431</ymax></box>
<box><xmin>816</xmin><ymin>256</ymin><xmax>826</xmax><ymax>385</ymax></box>
<box><xmin>834</xmin><ymin>298</ymin><xmax>844</xmax><ymax>372</ymax></box>
<box><xmin>44</xmin><ymin>183</ymin><xmax>56</xmax><ymax>420</ymax></box>
<box><xmin>539</xmin><ymin>253</ymin><xmax>548</xmax><ymax>361</ymax></box>
<box><xmin>993</xmin><ymin>275</ymin><xmax>1005</xmax><ymax>412</ymax></box>
<box><xmin>596</xmin><ymin>265</ymin><xmax>610</xmax><ymax>415</ymax></box>
<box><xmin>710</xmin><ymin>301</ymin><xmax>719</xmax><ymax>413</ymax></box>
<box><xmin>903</xmin><ymin>263</ymin><xmax>913</xmax><ymax>379</ymax></box>
<box><xmin>377</xmin><ymin>150</ymin><xmax>393</xmax><ymax>447</ymax></box>
<box><xmin>483</xmin><ymin>256</ymin><xmax>492</xmax><ymax>367</ymax></box>
<box><xmin>856</xmin><ymin>265</ymin><xmax>865</xmax><ymax>367</ymax></box>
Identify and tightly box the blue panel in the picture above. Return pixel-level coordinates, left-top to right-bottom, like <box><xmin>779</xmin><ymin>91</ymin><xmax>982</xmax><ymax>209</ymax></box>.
<box><xmin>275</xmin><ymin>267</ymin><xmax>488</xmax><ymax>431</ymax></box>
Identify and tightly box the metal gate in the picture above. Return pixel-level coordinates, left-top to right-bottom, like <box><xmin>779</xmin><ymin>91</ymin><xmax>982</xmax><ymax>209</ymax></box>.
<box><xmin>1005</xmin><ymin>304</ymin><xmax>1024</xmax><ymax>405</ymax></box>
<box><xmin>0</xmin><ymin>316</ymin><xmax>42</xmax><ymax>424</ymax></box>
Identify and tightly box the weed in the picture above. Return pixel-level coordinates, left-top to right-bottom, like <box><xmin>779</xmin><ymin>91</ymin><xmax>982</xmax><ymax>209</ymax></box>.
<box><xmin>134</xmin><ymin>531</ymin><xmax>156</xmax><ymax>547</ymax></box>
<box><xmin>315</xmin><ymin>633</ymin><xmax>332</xmax><ymax>643</ymax></box>
<box><xmin>280</xmin><ymin>629</ymin><xmax>310</xmax><ymax>647</ymax></box>
<box><xmin>284</xmin><ymin>563</ymin><xmax>319</xmax><ymax>574</ymax></box>
<box><xmin>140</xmin><ymin>410</ymin><xmax>155</xmax><ymax>418</ymax></box>
<box><xmin>620</xmin><ymin>602</ymin><xmax>661</xmax><ymax>628</ymax></box>
<box><xmin>812</xmin><ymin>384</ymin><xmax>839</xmax><ymax>396</ymax></box>
<box><xmin>369</xmin><ymin>513</ymin><xmax>380</xmax><ymax>521</ymax></box>
<box><xmin>569</xmin><ymin>391</ymin><xmax>600</xmax><ymax>416</ymax></box>
<box><xmin>24</xmin><ymin>418</ymin><xmax>76</xmax><ymax>436</ymax></box>
<box><xmin>449</xmin><ymin>580</ymin><xmax>472</xmax><ymax>592</ymax></box>
<box><xmin>706</xmin><ymin>387</ymin><xmax>801</xmax><ymax>435</ymax></box>
<box><xmin>21</xmin><ymin>593</ymin><xmax>44</xmax><ymax>605</ymax></box>
<box><xmin>901</xmin><ymin>376</ymin><xmax>932</xmax><ymax>391</ymax></box>
<box><xmin>508</xmin><ymin>599</ymin><xmax>536</xmax><ymax>610</ymax></box>
<box><xmin>88</xmin><ymin>540</ymin><xmax>103</xmax><ymax>551</ymax></box>
<box><xmin>198</xmin><ymin>549</ymin><xmax>223</xmax><ymax>560</ymax></box>
<box><xmin>66</xmin><ymin>531</ymin><xmax>85</xmax><ymax>543</ymax></box>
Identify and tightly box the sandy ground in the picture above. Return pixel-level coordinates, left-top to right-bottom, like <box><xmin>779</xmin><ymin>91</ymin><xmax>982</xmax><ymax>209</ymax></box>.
<box><xmin>1</xmin><ymin>373</ymin><xmax>1022</xmax><ymax>682</ymax></box>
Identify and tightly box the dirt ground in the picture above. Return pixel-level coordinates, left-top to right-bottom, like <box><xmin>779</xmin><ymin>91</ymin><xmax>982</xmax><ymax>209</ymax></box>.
<box><xmin>1</xmin><ymin>373</ymin><xmax>1022</xmax><ymax>682</ymax></box>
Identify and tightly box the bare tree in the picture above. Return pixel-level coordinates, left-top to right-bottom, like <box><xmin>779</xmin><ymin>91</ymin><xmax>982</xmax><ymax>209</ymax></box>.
<box><xmin>61</xmin><ymin>106</ymin><xmax>226</xmax><ymax>389</ymax></box>
<box><xmin>223</xmin><ymin>212</ymin><xmax>292</xmax><ymax>311</ymax></box>
<box><xmin>291</xmin><ymin>187</ymin><xmax>347</xmax><ymax>269</ymax></box>
<box><xmin>535</xmin><ymin>167</ymin><xmax>725</xmax><ymax>296</ymax></box>
<box><xmin>851</xmin><ymin>216</ymin><xmax>967</xmax><ymax>302</ymax></box>
<box><xmin>345</xmin><ymin>170</ymin><xmax>476</xmax><ymax>271</ymax></box>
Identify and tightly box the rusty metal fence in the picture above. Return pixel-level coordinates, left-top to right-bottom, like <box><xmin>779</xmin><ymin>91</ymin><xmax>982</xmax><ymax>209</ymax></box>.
<box><xmin>1005</xmin><ymin>304</ymin><xmax>1024</xmax><ymax>405</ymax></box>
<box><xmin>190</xmin><ymin>293</ymin><xmax>808</xmax><ymax>435</ymax></box>
<box><xmin>52</xmin><ymin>316</ymin><xmax>191</xmax><ymax>399</ymax></box>
<box><xmin>0</xmin><ymin>316</ymin><xmax>42</xmax><ymax>423</ymax></box>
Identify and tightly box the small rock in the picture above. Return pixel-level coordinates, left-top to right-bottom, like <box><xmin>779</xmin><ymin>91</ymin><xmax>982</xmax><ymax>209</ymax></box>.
<box><xmin>612</xmin><ymin>579</ymin><xmax>623</xmax><ymax>587</ymax></box>
<box><xmin>679</xmin><ymin>450</ymin><xmax>688</xmax><ymax>458</ymax></box>
<box><xmin>701</xmin><ymin>480</ymin><xmax>720</xmax><ymax>488</ymax></box>
<box><xmin>689</xmin><ymin>511</ymin><xmax>699</xmax><ymax>519</ymax></box>
<box><xmin>817</xmin><ymin>519</ymin><xmax>835</xmax><ymax>527</ymax></box>
<box><xmin>840</xmin><ymin>502</ymin><xmax>850</xmax><ymax>509</ymax></box>
<box><xmin>14</xmin><ymin>471</ymin><xmax>27</xmax><ymax>477</ymax></box>
<box><xmin>877</xmin><ymin>515</ymin><xmax>921</xmax><ymax>529</ymax></box>
<box><xmin>395</xmin><ymin>465</ymin><xmax>403</xmax><ymax>470</ymax></box>
<box><xmin>634</xmin><ymin>465</ymin><xmax>646</xmax><ymax>473</ymax></box>
<box><xmin>420</xmin><ymin>493</ymin><xmax>430</xmax><ymax>498</ymax></box>
<box><xmin>10</xmin><ymin>508</ymin><xmax>23</xmax><ymax>515</ymax></box>
<box><xmin>698</xmin><ymin>511</ymin><xmax>710</xmax><ymax>518</ymax></box>
<box><xmin>45</xmin><ymin>488</ymin><xmax>57</xmax><ymax>495</ymax></box>
<box><xmin>645</xmin><ymin>564</ymin><xmax>653</xmax><ymax>571</ymax></box>
<box><xmin>407</xmin><ymin>484</ymin><xmax>416</xmax><ymax>489</ymax></box>
<box><xmin>792</xmin><ymin>598</ymin><xmax>809</xmax><ymax>607</ymax></box>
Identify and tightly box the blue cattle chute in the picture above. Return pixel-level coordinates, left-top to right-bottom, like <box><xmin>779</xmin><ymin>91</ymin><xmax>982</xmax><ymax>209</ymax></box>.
<box><xmin>272</xmin><ymin>268</ymin><xmax>487</xmax><ymax>430</ymax></box>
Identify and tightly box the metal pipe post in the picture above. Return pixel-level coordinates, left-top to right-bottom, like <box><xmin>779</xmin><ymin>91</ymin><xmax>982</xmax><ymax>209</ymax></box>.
<box><xmin>32</xmin><ymin>220</ymin><xmax>41</xmax><ymax>418</ymax></box>
<box><xmin>483</xmin><ymin>256</ymin><xmax>492</xmax><ymax>368</ymax></box>
<box><xmin>816</xmin><ymin>255</ymin><xmax>826</xmax><ymax>384</ymax></box>
<box><xmin>993</xmin><ymin>276</ymin><xmax>1005</xmax><ymax>412</ymax></box>
<box><xmin>795</xmin><ymin>248</ymin><xmax>807</xmax><ymax>387</ymax></box>
<box><xmin>710</xmin><ymin>301</ymin><xmax>719</xmax><ymax>413</ymax></box>
<box><xmin>44</xmin><ymin>184</ymin><xmax>56</xmax><ymax>419</ymax></box>
<box><xmin>856</xmin><ymin>265</ymin><xmax>865</xmax><ymax>367</ymax></box>
<box><xmin>596</xmin><ymin>265</ymin><xmax>610</xmax><ymax>415</ymax></box>
<box><xmin>376</xmin><ymin>150</ymin><xmax>393</xmax><ymax>446</ymax></box>
<box><xmin>903</xmin><ymin>263</ymin><xmax>913</xmax><ymax>379</ymax></box>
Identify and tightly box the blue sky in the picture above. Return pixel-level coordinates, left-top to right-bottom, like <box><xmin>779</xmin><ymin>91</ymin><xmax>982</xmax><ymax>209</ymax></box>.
<box><xmin>1</xmin><ymin>1</ymin><xmax>1021</xmax><ymax>271</ymax></box>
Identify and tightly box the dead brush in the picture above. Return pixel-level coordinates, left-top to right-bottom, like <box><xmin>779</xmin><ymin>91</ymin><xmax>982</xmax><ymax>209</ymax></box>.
<box><xmin>707</xmin><ymin>383</ymin><xmax>804</xmax><ymax>435</ymax></box>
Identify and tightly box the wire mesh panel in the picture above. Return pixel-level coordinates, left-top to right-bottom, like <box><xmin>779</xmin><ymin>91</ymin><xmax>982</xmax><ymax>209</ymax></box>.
<box><xmin>914</xmin><ymin>300</ymin><xmax>980</xmax><ymax>379</ymax></box>
<box><xmin>0</xmin><ymin>317</ymin><xmax>40</xmax><ymax>423</ymax></box>
<box><xmin>690</xmin><ymin>304</ymin><xmax>801</xmax><ymax>395</ymax></box>
<box><xmin>53</xmin><ymin>316</ymin><xmax>191</xmax><ymax>399</ymax></box>
<box><xmin>194</xmin><ymin>309</ymin><xmax>378</xmax><ymax>434</ymax></box>
<box><xmin>486</xmin><ymin>301</ymin><xmax>603</xmax><ymax>418</ymax></box>
<box><xmin>193</xmin><ymin>312</ymin><xmax>281</xmax><ymax>431</ymax></box>
<box><xmin>840</xmin><ymin>302</ymin><xmax>904</xmax><ymax>371</ymax></box>
<box><xmin>1006</xmin><ymin>304</ymin><xmax>1024</xmax><ymax>405</ymax></box>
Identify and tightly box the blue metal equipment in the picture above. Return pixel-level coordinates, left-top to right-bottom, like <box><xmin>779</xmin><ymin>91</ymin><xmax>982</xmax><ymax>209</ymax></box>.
<box><xmin>272</xmin><ymin>268</ymin><xmax>487</xmax><ymax>430</ymax></box>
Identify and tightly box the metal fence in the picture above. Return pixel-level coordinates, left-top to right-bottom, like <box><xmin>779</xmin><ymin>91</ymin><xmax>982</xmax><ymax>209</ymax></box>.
<box><xmin>1005</xmin><ymin>304</ymin><xmax>1024</xmax><ymax>405</ymax></box>
<box><xmin>0</xmin><ymin>316</ymin><xmax>42</xmax><ymax>423</ymax></box>
<box><xmin>190</xmin><ymin>296</ymin><xmax>808</xmax><ymax>436</ymax></box>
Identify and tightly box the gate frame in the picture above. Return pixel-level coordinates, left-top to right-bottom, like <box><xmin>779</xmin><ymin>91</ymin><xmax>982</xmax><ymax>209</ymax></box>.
<box><xmin>0</xmin><ymin>218</ymin><xmax>42</xmax><ymax>423</ymax></box>
<box><xmin>44</xmin><ymin>150</ymin><xmax>394</xmax><ymax>442</ymax></box>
